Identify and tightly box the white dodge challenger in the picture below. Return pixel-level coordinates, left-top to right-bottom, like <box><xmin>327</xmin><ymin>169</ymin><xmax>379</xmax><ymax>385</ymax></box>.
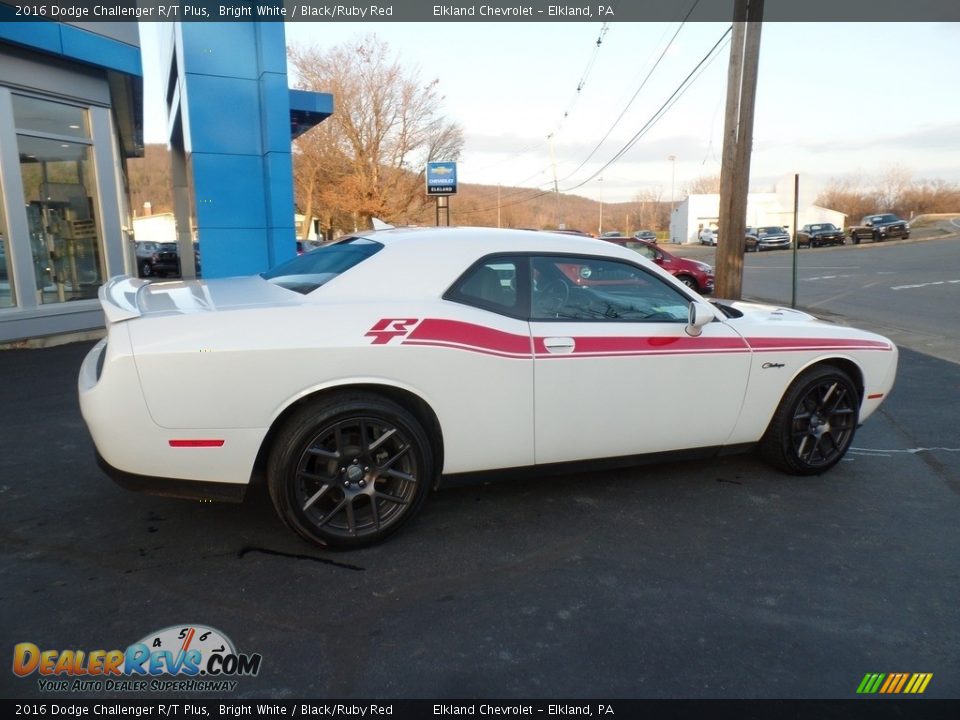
<box><xmin>79</xmin><ymin>228</ymin><xmax>898</xmax><ymax>548</ymax></box>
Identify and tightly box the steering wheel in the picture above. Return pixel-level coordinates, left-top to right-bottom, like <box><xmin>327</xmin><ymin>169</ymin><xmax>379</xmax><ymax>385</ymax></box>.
<box><xmin>535</xmin><ymin>280</ymin><xmax>570</xmax><ymax>316</ymax></box>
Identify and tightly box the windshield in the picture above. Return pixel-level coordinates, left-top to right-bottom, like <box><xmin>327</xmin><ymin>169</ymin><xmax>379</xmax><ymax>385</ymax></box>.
<box><xmin>810</xmin><ymin>224</ymin><xmax>837</xmax><ymax>231</ymax></box>
<box><xmin>758</xmin><ymin>226</ymin><xmax>784</xmax><ymax>235</ymax></box>
<box><xmin>261</xmin><ymin>237</ymin><xmax>383</xmax><ymax>294</ymax></box>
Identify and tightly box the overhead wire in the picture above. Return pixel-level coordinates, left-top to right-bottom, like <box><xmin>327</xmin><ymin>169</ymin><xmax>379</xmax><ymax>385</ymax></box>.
<box><xmin>556</xmin><ymin>0</ymin><xmax>702</xmax><ymax>184</ymax></box>
<box><xmin>559</xmin><ymin>26</ymin><xmax>732</xmax><ymax>194</ymax></box>
<box><xmin>467</xmin><ymin>21</ymin><xmax>612</xmax><ymax>189</ymax></box>
<box><xmin>457</xmin><ymin>23</ymin><xmax>732</xmax><ymax>217</ymax></box>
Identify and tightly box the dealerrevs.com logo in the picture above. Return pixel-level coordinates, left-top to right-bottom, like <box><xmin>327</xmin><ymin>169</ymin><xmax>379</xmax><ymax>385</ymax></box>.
<box><xmin>12</xmin><ymin>625</ymin><xmax>262</xmax><ymax>693</ymax></box>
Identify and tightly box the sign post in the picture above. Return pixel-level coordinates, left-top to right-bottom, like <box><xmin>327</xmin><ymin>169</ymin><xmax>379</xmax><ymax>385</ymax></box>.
<box><xmin>426</xmin><ymin>161</ymin><xmax>457</xmax><ymax>227</ymax></box>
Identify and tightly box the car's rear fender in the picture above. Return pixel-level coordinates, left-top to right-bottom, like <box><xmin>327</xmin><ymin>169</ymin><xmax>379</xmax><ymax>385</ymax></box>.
<box><xmin>251</xmin><ymin>381</ymin><xmax>445</xmax><ymax>488</ymax></box>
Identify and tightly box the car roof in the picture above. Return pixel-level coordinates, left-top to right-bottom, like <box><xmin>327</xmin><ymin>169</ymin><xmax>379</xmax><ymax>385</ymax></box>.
<box><xmin>320</xmin><ymin>226</ymin><xmax>659</xmax><ymax>300</ymax></box>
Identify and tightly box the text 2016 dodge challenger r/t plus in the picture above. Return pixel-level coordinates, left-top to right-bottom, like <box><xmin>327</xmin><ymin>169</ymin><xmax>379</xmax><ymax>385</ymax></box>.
<box><xmin>80</xmin><ymin>228</ymin><xmax>898</xmax><ymax>548</ymax></box>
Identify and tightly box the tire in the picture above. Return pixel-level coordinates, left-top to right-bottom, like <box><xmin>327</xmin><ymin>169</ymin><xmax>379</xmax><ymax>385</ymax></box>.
<box><xmin>678</xmin><ymin>275</ymin><xmax>698</xmax><ymax>291</ymax></box>
<box><xmin>851</xmin><ymin>232</ymin><xmax>860</xmax><ymax>245</ymax></box>
<box><xmin>140</xmin><ymin>261</ymin><xmax>153</xmax><ymax>278</ymax></box>
<box><xmin>267</xmin><ymin>392</ymin><xmax>434</xmax><ymax>549</ymax></box>
<box><xmin>759</xmin><ymin>364</ymin><xmax>860</xmax><ymax>476</ymax></box>
<box><xmin>903</xmin><ymin>231</ymin><xmax>910</xmax><ymax>239</ymax></box>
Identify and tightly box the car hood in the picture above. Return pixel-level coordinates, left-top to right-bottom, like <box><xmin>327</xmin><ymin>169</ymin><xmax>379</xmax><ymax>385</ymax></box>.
<box><xmin>713</xmin><ymin>299</ymin><xmax>893</xmax><ymax>346</ymax></box>
<box><xmin>714</xmin><ymin>299</ymin><xmax>818</xmax><ymax>323</ymax></box>
<box><xmin>99</xmin><ymin>275</ymin><xmax>300</xmax><ymax>323</ymax></box>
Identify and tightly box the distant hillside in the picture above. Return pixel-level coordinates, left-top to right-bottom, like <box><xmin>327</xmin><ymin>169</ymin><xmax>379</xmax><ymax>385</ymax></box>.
<box><xmin>408</xmin><ymin>182</ymin><xmax>670</xmax><ymax>235</ymax></box>
<box><xmin>127</xmin><ymin>144</ymin><xmax>172</xmax><ymax>216</ymax></box>
<box><xmin>126</xmin><ymin>144</ymin><xmax>671</xmax><ymax>234</ymax></box>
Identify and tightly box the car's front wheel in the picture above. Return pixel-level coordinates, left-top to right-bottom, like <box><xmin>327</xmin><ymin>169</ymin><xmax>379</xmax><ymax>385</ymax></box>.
<box><xmin>267</xmin><ymin>392</ymin><xmax>434</xmax><ymax>548</ymax></box>
<box><xmin>759</xmin><ymin>364</ymin><xmax>860</xmax><ymax>475</ymax></box>
<box><xmin>677</xmin><ymin>275</ymin><xmax>699</xmax><ymax>291</ymax></box>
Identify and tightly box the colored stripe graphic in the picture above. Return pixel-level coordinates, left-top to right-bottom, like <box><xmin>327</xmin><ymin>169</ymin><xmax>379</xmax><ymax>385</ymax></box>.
<box><xmin>857</xmin><ymin>673</ymin><xmax>932</xmax><ymax>694</ymax></box>
<box><xmin>397</xmin><ymin>318</ymin><xmax>890</xmax><ymax>360</ymax></box>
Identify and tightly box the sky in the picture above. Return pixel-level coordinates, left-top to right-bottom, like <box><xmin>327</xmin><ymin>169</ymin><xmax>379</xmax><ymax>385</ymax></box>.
<box><xmin>140</xmin><ymin>21</ymin><xmax>960</xmax><ymax>204</ymax></box>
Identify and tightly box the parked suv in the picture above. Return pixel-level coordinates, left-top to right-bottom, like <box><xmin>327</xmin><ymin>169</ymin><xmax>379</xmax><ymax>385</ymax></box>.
<box><xmin>798</xmin><ymin>223</ymin><xmax>845</xmax><ymax>248</ymax></box>
<box><xmin>698</xmin><ymin>228</ymin><xmax>718</xmax><ymax>246</ymax></box>
<box><xmin>745</xmin><ymin>226</ymin><xmax>791</xmax><ymax>252</ymax></box>
<box><xmin>604</xmin><ymin>237</ymin><xmax>714</xmax><ymax>294</ymax></box>
<box><xmin>849</xmin><ymin>214</ymin><xmax>909</xmax><ymax>244</ymax></box>
<box><xmin>134</xmin><ymin>241</ymin><xmax>161</xmax><ymax>278</ymax></box>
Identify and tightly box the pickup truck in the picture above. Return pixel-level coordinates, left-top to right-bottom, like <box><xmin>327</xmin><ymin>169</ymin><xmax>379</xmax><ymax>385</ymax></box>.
<box><xmin>849</xmin><ymin>213</ymin><xmax>910</xmax><ymax>244</ymax></box>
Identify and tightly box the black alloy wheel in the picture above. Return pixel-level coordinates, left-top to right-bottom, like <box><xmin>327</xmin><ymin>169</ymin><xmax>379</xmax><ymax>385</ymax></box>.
<box><xmin>268</xmin><ymin>393</ymin><xmax>433</xmax><ymax>548</ymax></box>
<box><xmin>760</xmin><ymin>364</ymin><xmax>860</xmax><ymax>475</ymax></box>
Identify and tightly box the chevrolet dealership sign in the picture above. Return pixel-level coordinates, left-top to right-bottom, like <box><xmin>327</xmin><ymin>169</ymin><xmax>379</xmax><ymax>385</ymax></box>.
<box><xmin>426</xmin><ymin>162</ymin><xmax>457</xmax><ymax>196</ymax></box>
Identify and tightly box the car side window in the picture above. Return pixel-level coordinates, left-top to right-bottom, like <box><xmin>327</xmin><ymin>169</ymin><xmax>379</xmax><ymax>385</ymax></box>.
<box><xmin>530</xmin><ymin>255</ymin><xmax>690</xmax><ymax>322</ymax></box>
<box><xmin>447</xmin><ymin>257</ymin><xmax>523</xmax><ymax>316</ymax></box>
<box><xmin>633</xmin><ymin>244</ymin><xmax>657</xmax><ymax>261</ymax></box>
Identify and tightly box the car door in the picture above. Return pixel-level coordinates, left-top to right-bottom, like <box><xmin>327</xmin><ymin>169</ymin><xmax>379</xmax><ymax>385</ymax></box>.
<box><xmin>528</xmin><ymin>254</ymin><xmax>752</xmax><ymax>465</ymax></box>
<box><xmin>437</xmin><ymin>255</ymin><xmax>536</xmax><ymax>473</ymax></box>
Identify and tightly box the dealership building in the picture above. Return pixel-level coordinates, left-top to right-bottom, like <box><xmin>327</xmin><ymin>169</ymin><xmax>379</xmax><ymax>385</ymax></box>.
<box><xmin>0</xmin><ymin>18</ymin><xmax>331</xmax><ymax>343</ymax></box>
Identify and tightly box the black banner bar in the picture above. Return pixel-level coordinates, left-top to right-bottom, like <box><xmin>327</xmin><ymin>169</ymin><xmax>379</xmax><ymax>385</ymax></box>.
<box><xmin>3</xmin><ymin>700</ymin><xmax>960</xmax><ymax>720</ymax></box>
<box><xmin>1</xmin><ymin>0</ymin><xmax>959</xmax><ymax>22</ymax></box>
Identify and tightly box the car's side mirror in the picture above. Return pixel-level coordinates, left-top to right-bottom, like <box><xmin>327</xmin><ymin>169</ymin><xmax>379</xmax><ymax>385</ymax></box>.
<box><xmin>654</xmin><ymin>252</ymin><xmax>664</xmax><ymax>262</ymax></box>
<box><xmin>685</xmin><ymin>301</ymin><xmax>714</xmax><ymax>337</ymax></box>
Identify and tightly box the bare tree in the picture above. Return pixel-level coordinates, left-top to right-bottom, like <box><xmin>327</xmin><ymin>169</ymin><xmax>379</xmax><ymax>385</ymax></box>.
<box><xmin>876</xmin><ymin>165</ymin><xmax>912</xmax><ymax>211</ymax></box>
<box><xmin>633</xmin><ymin>187</ymin><xmax>663</xmax><ymax>230</ymax></box>
<box><xmin>290</xmin><ymin>36</ymin><xmax>464</xmax><ymax>231</ymax></box>
<box><xmin>684</xmin><ymin>174</ymin><xmax>722</xmax><ymax>195</ymax></box>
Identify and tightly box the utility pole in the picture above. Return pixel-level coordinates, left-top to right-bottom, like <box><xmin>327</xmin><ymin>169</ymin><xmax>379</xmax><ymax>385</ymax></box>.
<box><xmin>668</xmin><ymin>155</ymin><xmax>677</xmax><ymax>242</ymax></box>
<box><xmin>548</xmin><ymin>133</ymin><xmax>562</xmax><ymax>229</ymax></box>
<box><xmin>598</xmin><ymin>177</ymin><xmax>604</xmax><ymax>235</ymax></box>
<box><xmin>715</xmin><ymin>0</ymin><xmax>764</xmax><ymax>299</ymax></box>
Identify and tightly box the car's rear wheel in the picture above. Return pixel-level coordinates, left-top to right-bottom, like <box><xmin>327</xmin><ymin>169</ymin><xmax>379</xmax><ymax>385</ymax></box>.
<box><xmin>267</xmin><ymin>393</ymin><xmax>433</xmax><ymax>549</ymax></box>
<box><xmin>759</xmin><ymin>364</ymin><xmax>859</xmax><ymax>476</ymax></box>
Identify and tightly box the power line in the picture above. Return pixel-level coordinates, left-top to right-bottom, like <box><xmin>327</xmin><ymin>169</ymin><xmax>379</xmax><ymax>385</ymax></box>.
<box><xmin>559</xmin><ymin>27</ymin><xmax>733</xmax><ymax>194</ymax></box>
<box><xmin>458</xmin><ymin>25</ymin><xmax>732</xmax><ymax>218</ymax></box>
<box><xmin>556</xmin><ymin>0</ymin><xmax>702</xmax><ymax>184</ymax></box>
<box><xmin>468</xmin><ymin>22</ymin><xmax>612</xmax><ymax>184</ymax></box>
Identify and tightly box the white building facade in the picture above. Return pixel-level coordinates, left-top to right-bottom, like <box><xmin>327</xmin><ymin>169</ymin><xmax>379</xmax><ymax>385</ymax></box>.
<box><xmin>669</xmin><ymin>182</ymin><xmax>846</xmax><ymax>244</ymax></box>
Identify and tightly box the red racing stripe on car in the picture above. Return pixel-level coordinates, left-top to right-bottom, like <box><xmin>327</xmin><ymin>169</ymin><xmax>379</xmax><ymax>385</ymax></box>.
<box><xmin>169</xmin><ymin>439</ymin><xmax>225</xmax><ymax>448</ymax></box>
<box><xmin>747</xmin><ymin>337</ymin><xmax>893</xmax><ymax>352</ymax></box>
<box><xmin>398</xmin><ymin>319</ymin><xmax>892</xmax><ymax>359</ymax></box>
<box><xmin>404</xmin><ymin>318</ymin><xmax>532</xmax><ymax>356</ymax></box>
<box><xmin>532</xmin><ymin>335</ymin><xmax>749</xmax><ymax>356</ymax></box>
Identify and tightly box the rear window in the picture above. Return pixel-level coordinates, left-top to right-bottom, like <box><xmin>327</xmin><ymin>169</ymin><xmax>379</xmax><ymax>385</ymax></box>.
<box><xmin>262</xmin><ymin>237</ymin><xmax>383</xmax><ymax>294</ymax></box>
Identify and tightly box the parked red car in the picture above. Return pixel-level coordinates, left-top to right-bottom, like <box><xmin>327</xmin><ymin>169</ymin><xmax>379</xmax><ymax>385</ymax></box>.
<box><xmin>601</xmin><ymin>237</ymin><xmax>714</xmax><ymax>294</ymax></box>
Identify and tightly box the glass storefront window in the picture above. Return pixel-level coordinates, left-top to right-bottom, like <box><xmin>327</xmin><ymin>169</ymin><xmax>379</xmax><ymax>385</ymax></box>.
<box><xmin>0</xmin><ymin>172</ymin><xmax>14</xmax><ymax>308</ymax></box>
<box><xmin>12</xmin><ymin>94</ymin><xmax>89</xmax><ymax>139</ymax></box>
<box><xmin>14</xmin><ymin>97</ymin><xmax>102</xmax><ymax>304</ymax></box>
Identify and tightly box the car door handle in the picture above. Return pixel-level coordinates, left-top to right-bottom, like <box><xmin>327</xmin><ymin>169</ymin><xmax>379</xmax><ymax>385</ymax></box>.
<box><xmin>543</xmin><ymin>337</ymin><xmax>576</xmax><ymax>354</ymax></box>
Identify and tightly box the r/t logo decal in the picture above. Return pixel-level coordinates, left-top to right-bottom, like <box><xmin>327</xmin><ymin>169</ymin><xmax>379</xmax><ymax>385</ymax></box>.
<box><xmin>365</xmin><ymin>318</ymin><xmax>421</xmax><ymax>345</ymax></box>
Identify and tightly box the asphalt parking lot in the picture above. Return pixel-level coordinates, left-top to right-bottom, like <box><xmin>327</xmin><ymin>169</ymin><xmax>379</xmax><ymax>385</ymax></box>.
<box><xmin>1</xmin><ymin>336</ymin><xmax>958</xmax><ymax>700</ymax></box>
